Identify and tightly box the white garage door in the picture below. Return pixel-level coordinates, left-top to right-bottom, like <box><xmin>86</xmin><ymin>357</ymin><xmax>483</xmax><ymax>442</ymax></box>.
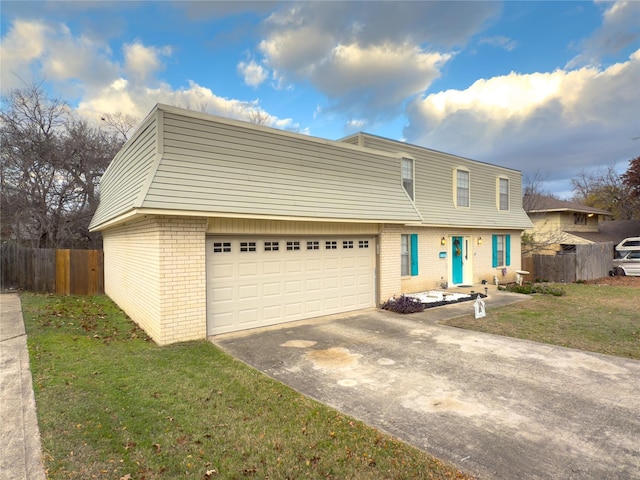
<box><xmin>206</xmin><ymin>236</ymin><xmax>375</xmax><ymax>335</ymax></box>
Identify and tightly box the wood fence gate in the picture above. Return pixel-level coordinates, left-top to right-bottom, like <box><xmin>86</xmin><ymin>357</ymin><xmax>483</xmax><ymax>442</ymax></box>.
<box><xmin>522</xmin><ymin>242</ymin><xmax>614</xmax><ymax>283</ymax></box>
<box><xmin>0</xmin><ymin>244</ymin><xmax>104</xmax><ymax>294</ymax></box>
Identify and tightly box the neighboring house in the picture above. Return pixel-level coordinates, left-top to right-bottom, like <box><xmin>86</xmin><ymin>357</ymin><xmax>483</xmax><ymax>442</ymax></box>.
<box><xmin>89</xmin><ymin>104</ymin><xmax>532</xmax><ymax>344</ymax></box>
<box><xmin>524</xmin><ymin>195</ymin><xmax>613</xmax><ymax>254</ymax></box>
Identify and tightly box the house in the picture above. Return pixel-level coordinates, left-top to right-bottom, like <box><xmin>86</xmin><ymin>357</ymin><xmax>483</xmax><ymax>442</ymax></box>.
<box><xmin>523</xmin><ymin>195</ymin><xmax>613</xmax><ymax>254</ymax></box>
<box><xmin>89</xmin><ymin>104</ymin><xmax>532</xmax><ymax>344</ymax></box>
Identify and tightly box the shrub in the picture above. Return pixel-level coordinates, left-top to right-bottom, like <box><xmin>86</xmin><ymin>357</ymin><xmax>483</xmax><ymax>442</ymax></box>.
<box><xmin>381</xmin><ymin>295</ymin><xmax>425</xmax><ymax>314</ymax></box>
<box><xmin>506</xmin><ymin>283</ymin><xmax>565</xmax><ymax>296</ymax></box>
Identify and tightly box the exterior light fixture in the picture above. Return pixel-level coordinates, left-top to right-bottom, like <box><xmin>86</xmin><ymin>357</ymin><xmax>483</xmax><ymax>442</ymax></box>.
<box><xmin>441</xmin><ymin>237</ymin><xmax>446</xmax><ymax>246</ymax></box>
<box><xmin>477</xmin><ymin>237</ymin><xmax>483</xmax><ymax>245</ymax></box>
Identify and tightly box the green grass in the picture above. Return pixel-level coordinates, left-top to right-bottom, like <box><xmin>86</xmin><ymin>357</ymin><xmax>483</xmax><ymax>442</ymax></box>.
<box><xmin>443</xmin><ymin>283</ymin><xmax>640</xmax><ymax>359</ymax></box>
<box><xmin>22</xmin><ymin>293</ymin><xmax>473</xmax><ymax>480</ymax></box>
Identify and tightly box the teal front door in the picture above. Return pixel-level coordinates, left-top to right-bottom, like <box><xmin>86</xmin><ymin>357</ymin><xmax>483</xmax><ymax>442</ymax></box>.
<box><xmin>452</xmin><ymin>236</ymin><xmax>464</xmax><ymax>284</ymax></box>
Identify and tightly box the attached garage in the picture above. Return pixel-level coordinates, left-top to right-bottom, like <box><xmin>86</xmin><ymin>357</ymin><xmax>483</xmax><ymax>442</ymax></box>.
<box><xmin>90</xmin><ymin>104</ymin><xmax>531</xmax><ymax>345</ymax></box>
<box><xmin>206</xmin><ymin>236</ymin><xmax>375</xmax><ymax>335</ymax></box>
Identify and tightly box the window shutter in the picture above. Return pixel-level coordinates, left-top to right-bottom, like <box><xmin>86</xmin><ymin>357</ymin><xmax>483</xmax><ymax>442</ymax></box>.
<box><xmin>410</xmin><ymin>234</ymin><xmax>419</xmax><ymax>276</ymax></box>
<box><xmin>505</xmin><ymin>234</ymin><xmax>511</xmax><ymax>266</ymax></box>
<box><xmin>492</xmin><ymin>235</ymin><xmax>498</xmax><ymax>268</ymax></box>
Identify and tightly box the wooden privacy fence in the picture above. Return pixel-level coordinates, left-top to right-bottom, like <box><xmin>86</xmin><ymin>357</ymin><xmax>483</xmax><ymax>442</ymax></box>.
<box><xmin>0</xmin><ymin>244</ymin><xmax>104</xmax><ymax>294</ymax></box>
<box><xmin>522</xmin><ymin>242</ymin><xmax>614</xmax><ymax>283</ymax></box>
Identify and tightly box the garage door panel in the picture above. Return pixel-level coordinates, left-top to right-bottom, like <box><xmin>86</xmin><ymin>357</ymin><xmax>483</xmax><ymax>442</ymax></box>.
<box><xmin>305</xmin><ymin>278</ymin><xmax>322</xmax><ymax>292</ymax></box>
<box><xmin>263</xmin><ymin>305</ymin><xmax>282</xmax><ymax>321</ymax></box>
<box><xmin>262</xmin><ymin>282</ymin><xmax>281</xmax><ymax>297</ymax></box>
<box><xmin>238</xmin><ymin>284</ymin><xmax>259</xmax><ymax>301</ymax></box>
<box><xmin>324</xmin><ymin>258</ymin><xmax>340</xmax><ymax>270</ymax></box>
<box><xmin>263</xmin><ymin>261</ymin><xmax>281</xmax><ymax>275</ymax></box>
<box><xmin>238</xmin><ymin>308</ymin><xmax>258</xmax><ymax>324</ymax></box>
<box><xmin>238</xmin><ymin>262</ymin><xmax>259</xmax><ymax>277</ymax></box>
<box><xmin>207</xmin><ymin>236</ymin><xmax>375</xmax><ymax>335</ymax></box>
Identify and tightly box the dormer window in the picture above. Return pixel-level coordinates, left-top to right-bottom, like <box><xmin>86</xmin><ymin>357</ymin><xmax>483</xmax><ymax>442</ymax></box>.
<box><xmin>498</xmin><ymin>178</ymin><xmax>509</xmax><ymax>210</ymax></box>
<box><xmin>402</xmin><ymin>158</ymin><xmax>414</xmax><ymax>200</ymax></box>
<box><xmin>455</xmin><ymin>169</ymin><xmax>470</xmax><ymax>207</ymax></box>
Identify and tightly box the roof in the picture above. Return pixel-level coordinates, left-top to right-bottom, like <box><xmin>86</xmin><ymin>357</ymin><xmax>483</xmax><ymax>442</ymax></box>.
<box><xmin>90</xmin><ymin>104</ymin><xmax>422</xmax><ymax>231</ymax></box>
<box><xmin>597</xmin><ymin>220</ymin><xmax>640</xmax><ymax>244</ymax></box>
<box><xmin>91</xmin><ymin>104</ymin><xmax>532</xmax><ymax>232</ymax></box>
<box><xmin>525</xmin><ymin>195</ymin><xmax>612</xmax><ymax>216</ymax></box>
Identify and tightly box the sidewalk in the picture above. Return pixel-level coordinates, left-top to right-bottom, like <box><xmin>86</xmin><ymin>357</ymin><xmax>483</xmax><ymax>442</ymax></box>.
<box><xmin>0</xmin><ymin>293</ymin><xmax>46</xmax><ymax>480</ymax></box>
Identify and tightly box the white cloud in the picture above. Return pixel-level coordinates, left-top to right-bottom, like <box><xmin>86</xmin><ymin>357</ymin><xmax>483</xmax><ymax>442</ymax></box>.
<box><xmin>404</xmin><ymin>50</ymin><xmax>640</xmax><ymax>194</ymax></box>
<box><xmin>256</xmin><ymin>1</ymin><xmax>498</xmax><ymax>122</ymax></box>
<box><xmin>478</xmin><ymin>36</ymin><xmax>517</xmax><ymax>52</ymax></box>
<box><xmin>237</xmin><ymin>60</ymin><xmax>268</xmax><ymax>87</ymax></box>
<box><xmin>77</xmin><ymin>79</ymin><xmax>301</xmax><ymax>132</ymax></box>
<box><xmin>567</xmin><ymin>0</ymin><xmax>640</xmax><ymax>67</ymax></box>
<box><xmin>0</xmin><ymin>19</ymin><xmax>119</xmax><ymax>97</ymax></box>
<box><xmin>123</xmin><ymin>42</ymin><xmax>172</xmax><ymax>83</ymax></box>
<box><xmin>0</xmin><ymin>18</ymin><xmax>297</xmax><ymax>133</ymax></box>
<box><xmin>0</xmin><ymin>20</ymin><xmax>48</xmax><ymax>89</ymax></box>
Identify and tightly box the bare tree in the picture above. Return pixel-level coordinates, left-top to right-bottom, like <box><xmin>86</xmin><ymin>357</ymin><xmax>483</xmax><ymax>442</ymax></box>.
<box><xmin>100</xmin><ymin>112</ymin><xmax>139</xmax><ymax>142</ymax></box>
<box><xmin>521</xmin><ymin>171</ymin><xmax>572</xmax><ymax>255</ymax></box>
<box><xmin>1</xmin><ymin>84</ymin><xmax>123</xmax><ymax>248</ymax></box>
<box><xmin>248</xmin><ymin>108</ymin><xmax>270</xmax><ymax>126</ymax></box>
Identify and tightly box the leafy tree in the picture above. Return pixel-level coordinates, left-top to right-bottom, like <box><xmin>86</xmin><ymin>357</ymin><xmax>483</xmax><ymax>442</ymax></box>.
<box><xmin>1</xmin><ymin>84</ymin><xmax>124</xmax><ymax>248</ymax></box>
<box><xmin>621</xmin><ymin>156</ymin><xmax>640</xmax><ymax>218</ymax></box>
<box><xmin>571</xmin><ymin>164</ymin><xmax>636</xmax><ymax>220</ymax></box>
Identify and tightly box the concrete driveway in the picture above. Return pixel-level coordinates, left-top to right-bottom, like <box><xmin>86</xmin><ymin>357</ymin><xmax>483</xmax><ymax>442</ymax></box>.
<box><xmin>214</xmin><ymin>297</ymin><xmax>640</xmax><ymax>479</ymax></box>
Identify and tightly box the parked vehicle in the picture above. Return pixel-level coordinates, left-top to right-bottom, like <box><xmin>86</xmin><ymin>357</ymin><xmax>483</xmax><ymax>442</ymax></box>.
<box><xmin>615</xmin><ymin>237</ymin><xmax>640</xmax><ymax>253</ymax></box>
<box><xmin>612</xmin><ymin>250</ymin><xmax>640</xmax><ymax>276</ymax></box>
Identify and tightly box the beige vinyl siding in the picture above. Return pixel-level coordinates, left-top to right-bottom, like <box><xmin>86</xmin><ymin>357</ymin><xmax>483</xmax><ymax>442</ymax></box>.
<box><xmin>143</xmin><ymin>111</ymin><xmax>420</xmax><ymax>222</ymax></box>
<box><xmin>90</xmin><ymin>119</ymin><xmax>158</xmax><ymax>228</ymax></box>
<box><xmin>355</xmin><ymin>134</ymin><xmax>532</xmax><ymax>229</ymax></box>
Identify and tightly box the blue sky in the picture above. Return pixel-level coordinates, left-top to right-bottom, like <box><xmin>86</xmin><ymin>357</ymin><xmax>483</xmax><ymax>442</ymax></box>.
<box><xmin>1</xmin><ymin>1</ymin><xmax>639</xmax><ymax>198</ymax></box>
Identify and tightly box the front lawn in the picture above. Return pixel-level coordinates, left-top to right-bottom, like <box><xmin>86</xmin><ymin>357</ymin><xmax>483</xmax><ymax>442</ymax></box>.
<box><xmin>22</xmin><ymin>293</ymin><xmax>472</xmax><ymax>480</ymax></box>
<box><xmin>442</xmin><ymin>282</ymin><xmax>640</xmax><ymax>360</ymax></box>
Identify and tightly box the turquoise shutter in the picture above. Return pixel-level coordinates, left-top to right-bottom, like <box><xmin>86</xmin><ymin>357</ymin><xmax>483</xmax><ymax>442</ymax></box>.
<box><xmin>492</xmin><ymin>235</ymin><xmax>498</xmax><ymax>268</ymax></box>
<box><xmin>410</xmin><ymin>234</ymin><xmax>419</xmax><ymax>276</ymax></box>
<box><xmin>505</xmin><ymin>234</ymin><xmax>511</xmax><ymax>266</ymax></box>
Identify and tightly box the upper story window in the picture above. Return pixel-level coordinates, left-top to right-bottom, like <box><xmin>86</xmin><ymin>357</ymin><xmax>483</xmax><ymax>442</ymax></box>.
<box><xmin>574</xmin><ymin>213</ymin><xmax>587</xmax><ymax>225</ymax></box>
<box><xmin>499</xmin><ymin>178</ymin><xmax>509</xmax><ymax>211</ymax></box>
<box><xmin>402</xmin><ymin>158</ymin><xmax>414</xmax><ymax>200</ymax></box>
<box><xmin>456</xmin><ymin>169</ymin><xmax>470</xmax><ymax>207</ymax></box>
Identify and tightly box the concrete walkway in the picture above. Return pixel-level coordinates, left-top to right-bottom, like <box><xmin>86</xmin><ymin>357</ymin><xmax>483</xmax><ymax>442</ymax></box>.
<box><xmin>215</xmin><ymin>290</ymin><xmax>640</xmax><ymax>479</ymax></box>
<box><xmin>0</xmin><ymin>293</ymin><xmax>46</xmax><ymax>480</ymax></box>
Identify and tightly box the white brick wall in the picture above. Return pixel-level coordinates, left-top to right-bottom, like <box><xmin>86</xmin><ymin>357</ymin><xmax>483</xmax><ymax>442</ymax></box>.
<box><xmin>103</xmin><ymin>215</ymin><xmax>207</xmax><ymax>345</ymax></box>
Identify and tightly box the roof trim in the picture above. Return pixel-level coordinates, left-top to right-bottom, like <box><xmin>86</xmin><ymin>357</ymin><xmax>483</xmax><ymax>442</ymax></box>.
<box><xmin>90</xmin><ymin>208</ymin><xmax>415</xmax><ymax>232</ymax></box>
<box><xmin>339</xmin><ymin>132</ymin><xmax>524</xmax><ymax>174</ymax></box>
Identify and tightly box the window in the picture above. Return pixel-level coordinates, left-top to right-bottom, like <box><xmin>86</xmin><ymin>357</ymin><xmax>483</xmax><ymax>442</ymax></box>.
<box><xmin>402</xmin><ymin>158</ymin><xmax>414</xmax><ymax>200</ymax></box>
<box><xmin>574</xmin><ymin>213</ymin><xmax>587</xmax><ymax>225</ymax></box>
<box><xmin>240</xmin><ymin>241</ymin><xmax>256</xmax><ymax>252</ymax></box>
<box><xmin>343</xmin><ymin>240</ymin><xmax>354</xmax><ymax>249</ymax></box>
<box><xmin>492</xmin><ymin>234</ymin><xmax>511</xmax><ymax>267</ymax></box>
<box><xmin>264</xmin><ymin>241</ymin><xmax>279</xmax><ymax>252</ymax></box>
<box><xmin>456</xmin><ymin>169</ymin><xmax>470</xmax><ymax>207</ymax></box>
<box><xmin>325</xmin><ymin>241</ymin><xmax>337</xmax><ymax>250</ymax></box>
<box><xmin>307</xmin><ymin>240</ymin><xmax>319</xmax><ymax>250</ymax></box>
<box><xmin>213</xmin><ymin>242</ymin><xmax>231</xmax><ymax>253</ymax></box>
<box><xmin>286</xmin><ymin>241</ymin><xmax>300</xmax><ymax>251</ymax></box>
<box><xmin>401</xmin><ymin>234</ymin><xmax>419</xmax><ymax>276</ymax></box>
<box><xmin>359</xmin><ymin>240</ymin><xmax>369</xmax><ymax>249</ymax></box>
<box><xmin>499</xmin><ymin>178</ymin><xmax>509</xmax><ymax>210</ymax></box>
